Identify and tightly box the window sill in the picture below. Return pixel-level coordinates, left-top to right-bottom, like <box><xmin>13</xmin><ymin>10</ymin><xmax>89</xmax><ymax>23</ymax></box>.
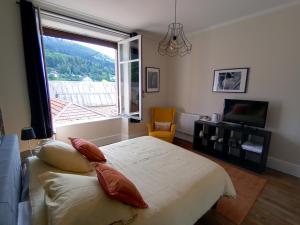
<box><xmin>54</xmin><ymin>115</ymin><xmax>122</xmax><ymax>128</ymax></box>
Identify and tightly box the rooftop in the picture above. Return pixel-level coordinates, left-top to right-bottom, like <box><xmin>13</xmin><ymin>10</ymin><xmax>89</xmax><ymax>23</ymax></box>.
<box><xmin>48</xmin><ymin>80</ymin><xmax>117</xmax><ymax>107</ymax></box>
<box><xmin>50</xmin><ymin>98</ymin><xmax>117</xmax><ymax>125</ymax></box>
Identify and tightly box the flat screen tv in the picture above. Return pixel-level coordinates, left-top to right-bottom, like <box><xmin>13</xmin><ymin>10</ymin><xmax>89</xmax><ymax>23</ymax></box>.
<box><xmin>223</xmin><ymin>99</ymin><xmax>268</xmax><ymax>128</ymax></box>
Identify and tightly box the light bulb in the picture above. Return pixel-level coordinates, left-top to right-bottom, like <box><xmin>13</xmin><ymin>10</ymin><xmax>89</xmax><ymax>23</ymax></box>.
<box><xmin>169</xmin><ymin>36</ymin><xmax>177</xmax><ymax>50</ymax></box>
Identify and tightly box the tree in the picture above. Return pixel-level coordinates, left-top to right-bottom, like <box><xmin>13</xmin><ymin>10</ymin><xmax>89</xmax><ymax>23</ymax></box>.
<box><xmin>43</xmin><ymin>36</ymin><xmax>116</xmax><ymax>82</ymax></box>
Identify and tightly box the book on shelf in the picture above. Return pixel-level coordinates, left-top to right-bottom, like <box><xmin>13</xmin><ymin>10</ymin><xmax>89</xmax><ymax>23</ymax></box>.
<box><xmin>242</xmin><ymin>141</ymin><xmax>263</xmax><ymax>154</ymax></box>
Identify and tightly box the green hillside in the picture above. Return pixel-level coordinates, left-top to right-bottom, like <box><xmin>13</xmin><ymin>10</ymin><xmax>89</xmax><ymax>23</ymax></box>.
<box><xmin>43</xmin><ymin>36</ymin><xmax>115</xmax><ymax>81</ymax></box>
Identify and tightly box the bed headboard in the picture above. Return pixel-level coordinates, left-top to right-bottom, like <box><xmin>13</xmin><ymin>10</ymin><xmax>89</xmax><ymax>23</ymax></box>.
<box><xmin>0</xmin><ymin>134</ymin><xmax>21</xmax><ymax>225</ymax></box>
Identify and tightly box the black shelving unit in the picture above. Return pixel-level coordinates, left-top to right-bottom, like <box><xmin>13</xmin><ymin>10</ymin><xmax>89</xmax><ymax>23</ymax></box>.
<box><xmin>193</xmin><ymin>120</ymin><xmax>272</xmax><ymax>173</ymax></box>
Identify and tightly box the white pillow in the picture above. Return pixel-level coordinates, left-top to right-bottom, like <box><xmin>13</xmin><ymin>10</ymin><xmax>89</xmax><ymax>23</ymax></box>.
<box><xmin>154</xmin><ymin>121</ymin><xmax>171</xmax><ymax>131</ymax></box>
<box><xmin>39</xmin><ymin>172</ymin><xmax>137</xmax><ymax>225</ymax></box>
<box><xmin>37</xmin><ymin>140</ymin><xmax>92</xmax><ymax>172</ymax></box>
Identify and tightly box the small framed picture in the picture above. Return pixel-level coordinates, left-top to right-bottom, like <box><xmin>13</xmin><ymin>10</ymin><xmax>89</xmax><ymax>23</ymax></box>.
<box><xmin>146</xmin><ymin>67</ymin><xmax>160</xmax><ymax>93</ymax></box>
<box><xmin>213</xmin><ymin>68</ymin><xmax>249</xmax><ymax>93</ymax></box>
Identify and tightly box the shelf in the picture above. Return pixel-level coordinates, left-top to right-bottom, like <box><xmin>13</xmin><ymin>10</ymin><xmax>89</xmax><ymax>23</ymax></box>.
<box><xmin>193</xmin><ymin>120</ymin><xmax>271</xmax><ymax>173</ymax></box>
<box><xmin>242</xmin><ymin>160</ymin><xmax>264</xmax><ymax>172</ymax></box>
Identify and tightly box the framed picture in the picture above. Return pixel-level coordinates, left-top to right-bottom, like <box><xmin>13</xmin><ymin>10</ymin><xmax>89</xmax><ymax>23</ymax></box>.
<box><xmin>146</xmin><ymin>67</ymin><xmax>160</xmax><ymax>93</ymax></box>
<box><xmin>213</xmin><ymin>68</ymin><xmax>249</xmax><ymax>93</ymax></box>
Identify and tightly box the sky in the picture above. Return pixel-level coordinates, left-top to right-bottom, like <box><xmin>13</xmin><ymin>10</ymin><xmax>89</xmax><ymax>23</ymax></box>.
<box><xmin>74</xmin><ymin>40</ymin><xmax>116</xmax><ymax>59</ymax></box>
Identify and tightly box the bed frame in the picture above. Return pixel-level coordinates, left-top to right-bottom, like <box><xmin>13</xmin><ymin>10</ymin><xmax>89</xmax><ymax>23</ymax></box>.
<box><xmin>0</xmin><ymin>134</ymin><xmax>22</xmax><ymax>225</ymax></box>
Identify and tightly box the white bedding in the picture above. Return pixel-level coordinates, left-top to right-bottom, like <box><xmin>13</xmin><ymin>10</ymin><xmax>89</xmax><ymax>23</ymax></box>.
<box><xmin>29</xmin><ymin>136</ymin><xmax>235</xmax><ymax>225</ymax></box>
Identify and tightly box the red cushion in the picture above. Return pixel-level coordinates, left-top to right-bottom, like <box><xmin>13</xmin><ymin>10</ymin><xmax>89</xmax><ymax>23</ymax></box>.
<box><xmin>69</xmin><ymin>137</ymin><xmax>106</xmax><ymax>162</ymax></box>
<box><xmin>95</xmin><ymin>163</ymin><xmax>148</xmax><ymax>209</ymax></box>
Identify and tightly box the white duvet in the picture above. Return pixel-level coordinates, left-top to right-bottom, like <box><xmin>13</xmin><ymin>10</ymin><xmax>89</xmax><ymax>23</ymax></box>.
<box><xmin>29</xmin><ymin>136</ymin><xmax>236</xmax><ymax>225</ymax></box>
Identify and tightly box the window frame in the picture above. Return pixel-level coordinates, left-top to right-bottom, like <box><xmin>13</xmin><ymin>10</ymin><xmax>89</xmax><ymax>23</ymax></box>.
<box><xmin>42</xmin><ymin>27</ymin><xmax>118</xmax><ymax>49</ymax></box>
<box><xmin>117</xmin><ymin>35</ymin><xmax>142</xmax><ymax>120</ymax></box>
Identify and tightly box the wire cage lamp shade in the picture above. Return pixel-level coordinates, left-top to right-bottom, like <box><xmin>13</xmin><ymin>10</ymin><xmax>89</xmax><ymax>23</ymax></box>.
<box><xmin>158</xmin><ymin>23</ymin><xmax>192</xmax><ymax>57</ymax></box>
<box><xmin>158</xmin><ymin>0</ymin><xmax>192</xmax><ymax>57</ymax></box>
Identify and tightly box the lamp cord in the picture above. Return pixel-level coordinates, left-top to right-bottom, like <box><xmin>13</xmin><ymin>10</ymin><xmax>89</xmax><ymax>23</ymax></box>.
<box><xmin>174</xmin><ymin>0</ymin><xmax>177</xmax><ymax>24</ymax></box>
<box><xmin>29</xmin><ymin>140</ymin><xmax>33</xmax><ymax>156</ymax></box>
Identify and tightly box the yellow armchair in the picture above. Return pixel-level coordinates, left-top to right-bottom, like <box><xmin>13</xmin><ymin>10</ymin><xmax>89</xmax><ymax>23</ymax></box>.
<box><xmin>147</xmin><ymin>107</ymin><xmax>176</xmax><ymax>143</ymax></box>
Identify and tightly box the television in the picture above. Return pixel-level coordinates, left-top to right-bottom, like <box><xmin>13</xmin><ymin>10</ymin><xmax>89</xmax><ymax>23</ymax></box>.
<box><xmin>223</xmin><ymin>99</ymin><xmax>268</xmax><ymax>128</ymax></box>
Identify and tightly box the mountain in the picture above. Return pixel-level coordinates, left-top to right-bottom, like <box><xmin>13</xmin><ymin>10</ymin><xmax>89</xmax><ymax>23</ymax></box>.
<box><xmin>43</xmin><ymin>36</ymin><xmax>115</xmax><ymax>81</ymax></box>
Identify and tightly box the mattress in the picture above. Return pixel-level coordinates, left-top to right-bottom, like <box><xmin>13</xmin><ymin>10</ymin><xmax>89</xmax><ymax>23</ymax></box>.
<box><xmin>29</xmin><ymin>136</ymin><xmax>236</xmax><ymax>225</ymax></box>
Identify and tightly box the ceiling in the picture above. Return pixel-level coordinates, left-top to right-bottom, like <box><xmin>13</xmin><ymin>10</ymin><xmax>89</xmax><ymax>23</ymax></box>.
<box><xmin>34</xmin><ymin>0</ymin><xmax>300</xmax><ymax>34</ymax></box>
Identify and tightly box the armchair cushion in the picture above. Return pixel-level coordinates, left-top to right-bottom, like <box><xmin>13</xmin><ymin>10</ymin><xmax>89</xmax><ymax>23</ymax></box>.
<box><xmin>154</xmin><ymin>122</ymin><xmax>171</xmax><ymax>131</ymax></box>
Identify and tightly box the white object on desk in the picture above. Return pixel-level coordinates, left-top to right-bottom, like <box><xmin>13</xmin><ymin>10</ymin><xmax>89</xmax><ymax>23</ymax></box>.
<box><xmin>211</xmin><ymin>113</ymin><xmax>221</xmax><ymax>123</ymax></box>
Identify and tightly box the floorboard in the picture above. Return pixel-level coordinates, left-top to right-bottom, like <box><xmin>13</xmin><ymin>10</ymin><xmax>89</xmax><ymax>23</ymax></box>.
<box><xmin>173</xmin><ymin>138</ymin><xmax>300</xmax><ymax>225</ymax></box>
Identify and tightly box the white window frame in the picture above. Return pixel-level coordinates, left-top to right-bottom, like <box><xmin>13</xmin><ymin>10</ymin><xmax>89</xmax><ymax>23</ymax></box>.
<box><xmin>118</xmin><ymin>35</ymin><xmax>142</xmax><ymax>120</ymax></box>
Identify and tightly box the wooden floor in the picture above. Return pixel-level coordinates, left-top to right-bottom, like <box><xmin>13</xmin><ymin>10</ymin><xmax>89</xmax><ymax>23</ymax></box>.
<box><xmin>173</xmin><ymin>138</ymin><xmax>300</xmax><ymax>225</ymax></box>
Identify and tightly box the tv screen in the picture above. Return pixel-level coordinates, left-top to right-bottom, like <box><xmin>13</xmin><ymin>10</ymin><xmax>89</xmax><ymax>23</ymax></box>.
<box><xmin>223</xmin><ymin>99</ymin><xmax>268</xmax><ymax>128</ymax></box>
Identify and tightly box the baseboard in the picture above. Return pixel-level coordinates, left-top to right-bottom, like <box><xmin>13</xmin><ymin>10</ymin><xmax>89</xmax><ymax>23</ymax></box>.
<box><xmin>267</xmin><ymin>157</ymin><xmax>300</xmax><ymax>178</ymax></box>
<box><xmin>175</xmin><ymin>132</ymin><xmax>193</xmax><ymax>143</ymax></box>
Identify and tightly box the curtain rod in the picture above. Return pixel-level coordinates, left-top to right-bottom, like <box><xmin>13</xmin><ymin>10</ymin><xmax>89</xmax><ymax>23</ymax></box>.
<box><xmin>15</xmin><ymin>1</ymin><xmax>131</xmax><ymax>36</ymax></box>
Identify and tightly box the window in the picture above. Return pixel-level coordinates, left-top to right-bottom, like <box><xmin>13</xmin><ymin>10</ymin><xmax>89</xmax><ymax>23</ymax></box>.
<box><xmin>40</xmin><ymin>11</ymin><xmax>142</xmax><ymax>126</ymax></box>
<box><xmin>43</xmin><ymin>34</ymin><xmax>118</xmax><ymax>125</ymax></box>
<box><xmin>118</xmin><ymin>35</ymin><xmax>142</xmax><ymax>120</ymax></box>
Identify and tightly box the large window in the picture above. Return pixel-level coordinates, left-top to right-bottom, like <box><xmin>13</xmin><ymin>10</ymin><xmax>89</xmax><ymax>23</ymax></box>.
<box><xmin>40</xmin><ymin>12</ymin><xmax>142</xmax><ymax>126</ymax></box>
<box><xmin>43</xmin><ymin>35</ymin><xmax>118</xmax><ymax>125</ymax></box>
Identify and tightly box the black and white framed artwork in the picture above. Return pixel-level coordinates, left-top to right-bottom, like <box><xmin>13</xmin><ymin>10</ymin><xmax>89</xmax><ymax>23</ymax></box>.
<box><xmin>213</xmin><ymin>68</ymin><xmax>249</xmax><ymax>93</ymax></box>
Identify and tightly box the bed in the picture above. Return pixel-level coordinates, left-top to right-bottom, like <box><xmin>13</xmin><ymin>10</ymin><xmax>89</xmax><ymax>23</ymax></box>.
<box><xmin>0</xmin><ymin>134</ymin><xmax>22</xmax><ymax>225</ymax></box>
<box><xmin>27</xmin><ymin>136</ymin><xmax>236</xmax><ymax>225</ymax></box>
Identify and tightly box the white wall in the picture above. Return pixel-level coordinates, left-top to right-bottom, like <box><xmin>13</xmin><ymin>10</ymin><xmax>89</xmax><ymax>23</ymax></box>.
<box><xmin>0</xmin><ymin>0</ymin><xmax>31</xmax><ymax>151</ymax></box>
<box><xmin>167</xmin><ymin>4</ymin><xmax>300</xmax><ymax>176</ymax></box>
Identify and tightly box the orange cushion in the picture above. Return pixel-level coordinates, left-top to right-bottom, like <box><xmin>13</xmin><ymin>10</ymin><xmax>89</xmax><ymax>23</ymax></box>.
<box><xmin>69</xmin><ymin>137</ymin><xmax>106</xmax><ymax>162</ymax></box>
<box><xmin>95</xmin><ymin>163</ymin><xmax>148</xmax><ymax>209</ymax></box>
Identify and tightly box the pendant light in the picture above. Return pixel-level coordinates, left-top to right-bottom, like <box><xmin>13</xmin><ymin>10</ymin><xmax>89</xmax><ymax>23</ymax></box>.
<box><xmin>158</xmin><ymin>0</ymin><xmax>192</xmax><ymax>57</ymax></box>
